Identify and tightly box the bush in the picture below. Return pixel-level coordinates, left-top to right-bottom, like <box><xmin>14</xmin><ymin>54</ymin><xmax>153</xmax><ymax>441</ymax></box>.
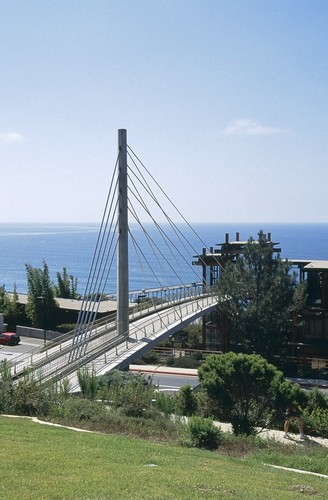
<box><xmin>302</xmin><ymin>407</ymin><xmax>328</xmax><ymax>438</ymax></box>
<box><xmin>305</xmin><ymin>386</ymin><xmax>328</xmax><ymax>412</ymax></box>
<box><xmin>175</xmin><ymin>385</ymin><xmax>197</xmax><ymax>416</ymax></box>
<box><xmin>165</xmin><ymin>356</ymin><xmax>200</xmax><ymax>369</ymax></box>
<box><xmin>185</xmin><ymin>416</ymin><xmax>223</xmax><ymax>450</ymax></box>
<box><xmin>97</xmin><ymin>370</ymin><xmax>157</xmax><ymax>417</ymax></box>
<box><xmin>50</xmin><ymin>396</ymin><xmax>181</xmax><ymax>441</ymax></box>
<box><xmin>55</xmin><ymin>323</ymin><xmax>76</xmax><ymax>333</ymax></box>
<box><xmin>141</xmin><ymin>351</ymin><xmax>160</xmax><ymax>365</ymax></box>
<box><xmin>77</xmin><ymin>367</ymin><xmax>98</xmax><ymax>400</ymax></box>
<box><xmin>0</xmin><ymin>360</ymin><xmax>14</xmax><ymax>413</ymax></box>
<box><xmin>166</xmin><ymin>356</ymin><xmax>175</xmax><ymax>367</ymax></box>
<box><xmin>155</xmin><ymin>392</ymin><xmax>175</xmax><ymax>415</ymax></box>
<box><xmin>194</xmin><ymin>390</ymin><xmax>218</xmax><ymax>419</ymax></box>
<box><xmin>198</xmin><ymin>353</ymin><xmax>291</xmax><ymax>435</ymax></box>
<box><xmin>11</xmin><ymin>373</ymin><xmax>55</xmax><ymax>416</ymax></box>
<box><xmin>50</xmin><ymin>397</ymin><xmax>109</xmax><ymax>422</ymax></box>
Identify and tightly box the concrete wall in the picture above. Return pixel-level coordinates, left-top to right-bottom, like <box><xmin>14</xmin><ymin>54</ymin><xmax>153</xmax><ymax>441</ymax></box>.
<box><xmin>16</xmin><ymin>325</ymin><xmax>63</xmax><ymax>340</ymax></box>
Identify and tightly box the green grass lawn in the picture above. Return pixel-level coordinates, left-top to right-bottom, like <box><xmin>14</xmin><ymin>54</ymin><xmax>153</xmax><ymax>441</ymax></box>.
<box><xmin>1</xmin><ymin>416</ymin><xmax>327</xmax><ymax>499</ymax></box>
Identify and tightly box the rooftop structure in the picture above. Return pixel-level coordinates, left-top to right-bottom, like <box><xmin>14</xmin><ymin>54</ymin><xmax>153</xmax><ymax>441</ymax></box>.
<box><xmin>192</xmin><ymin>231</ymin><xmax>281</xmax><ymax>287</ymax></box>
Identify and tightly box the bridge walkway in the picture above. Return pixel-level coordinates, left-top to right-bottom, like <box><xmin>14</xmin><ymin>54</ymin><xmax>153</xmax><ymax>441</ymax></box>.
<box><xmin>10</xmin><ymin>294</ymin><xmax>218</xmax><ymax>389</ymax></box>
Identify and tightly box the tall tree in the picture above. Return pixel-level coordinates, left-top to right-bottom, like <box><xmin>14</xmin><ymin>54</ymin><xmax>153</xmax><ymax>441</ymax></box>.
<box><xmin>25</xmin><ymin>261</ymin><xmax>58</xmax><ymax>328</ymax></box>
<box><xmin>216</xmin><ymin>231</ymin><xmax>306</xmax><ymax>361</ymax></box>
<box><xmin>0</xmin><ymin>285</ymin><xmax>14</xmax><ymax>315</ymax></box>
<box><xmin>0</xmin><ymin>284</ymin><xmax>21</xmax><ymax>328</ymax></box>
<box><xmin>54</xmin><ymin>267</ymin><xmax>79</xmax><ymax>299</ymax></box>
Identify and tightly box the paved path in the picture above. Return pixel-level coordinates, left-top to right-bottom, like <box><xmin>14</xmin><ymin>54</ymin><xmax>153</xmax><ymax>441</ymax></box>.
<box><xmin>216</xmin><ymin>422</ymin><xmax>328</xmax><ymax>448</ymax></box>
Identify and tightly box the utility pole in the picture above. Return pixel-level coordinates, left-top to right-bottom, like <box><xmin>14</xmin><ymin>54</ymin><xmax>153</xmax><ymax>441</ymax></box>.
<box><xmin>117</xmin><ymin>129</ymin><xmax>129</xmax><ymax>337</ymax></box>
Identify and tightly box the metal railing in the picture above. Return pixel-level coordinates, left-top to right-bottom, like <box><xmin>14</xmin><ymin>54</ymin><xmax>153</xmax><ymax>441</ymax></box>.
<box><xmin>10</xmin><ymin>292</ymin><xmax>218</xmax><ymax>385</ymax></box>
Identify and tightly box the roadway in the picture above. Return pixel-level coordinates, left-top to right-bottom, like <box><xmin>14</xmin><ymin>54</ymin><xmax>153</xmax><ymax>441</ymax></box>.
<box><xmin>0</xmin><ymin>336</ymin><xmax>44</xmax><ymax>362</ymax></box>
<box><xmin>130</xmin><ymin>364</ymin><xmax>199</xmax><ymax>394</ymax></box>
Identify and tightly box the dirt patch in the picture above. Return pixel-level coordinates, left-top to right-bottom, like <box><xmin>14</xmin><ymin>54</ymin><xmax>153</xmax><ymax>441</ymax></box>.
<box><xmin>288</xmin><ymin>484</ymin><xmax>318</xmax><ymax>496</ymax></box>
<box><xmin>218</xmin><ymin>438</ymin><xmax>257</xmax><ymax>458</ymax></box>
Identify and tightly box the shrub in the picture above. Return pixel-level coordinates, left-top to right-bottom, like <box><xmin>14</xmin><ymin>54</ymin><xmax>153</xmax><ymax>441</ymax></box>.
<box><xmin>97</xmin><ymin>370</ymin><xmax>156</xmax><ymax>417</ymax></box>
<box><xmin>155</xmin><ymin>392</ymin><xmax>175</xmax><ymax>415</ymax></box>
<box><xmin>166</xmin><ymin>356</ymin><xmax>175</xmax><ymax>367</ymax></box>
<box><xmin>50</xmin><ymin>396</ymin><xmax>181</xmax><ymax>441</ymax></box>
<box><xmin>185</xmin><ymin>416</ymin><xmax>223</xmax><ymax>450</ymax></box>
<box><xmin>175</xmin><ymin>385</ymin><xmax>197</xmax><ymax>416</ymax></box>
<box><xmin>0</xmin><ymin>359</ymin><xmax>14</xmax><ymax>413</ymax></box>
<box><xmin>305</xmin><ymin>386</ymin><xmax>328</xmax><ymax>412</ymax></box>
<box><xmin>194</xmin><ymin>390</ymin><xmax>218</xmax><ymax>419</ymax></box>
<box><xmin>77</xmin><ymin>367</ymin><xmax>98</xmax><ymax>400</ymax></box>
<box><xmin>50</xmin><ymin>397</ymin><xmax>109</xmax><ymax>422</ymax></box>
<box><xmin>198</xmin><ymin>353</ymin><xmax>291</xmax><ymax>435</ymax></box>
<box><xmin>165</xmin><ymin>356</ymin><xmax>200</xmax><ymax>369</ymax></box>
<box><xmin>10</xmin><ymin>372</ymin><xmax>55</xmax><ymax>416</ymax></box>
<box><xmin>302</xmin><ymin>407</ymin><xmax>328</xmax><ymax>438</ymax></box>
<box><xmin>55</xmin><ymin>323</ymin><xmax>76</xmax><ymax>333</ymax></box>
<box><xmin>141</xmin><ymin>351</ymin><xmax>160</xmax><ymax>365</ymax></box>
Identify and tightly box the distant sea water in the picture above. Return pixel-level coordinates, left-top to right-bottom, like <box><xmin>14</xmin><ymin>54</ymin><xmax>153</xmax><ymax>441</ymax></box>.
<box><xmin>0</xmin><ymin>222</ymin><xmax>328</xmax><ymax>295</ymax></box>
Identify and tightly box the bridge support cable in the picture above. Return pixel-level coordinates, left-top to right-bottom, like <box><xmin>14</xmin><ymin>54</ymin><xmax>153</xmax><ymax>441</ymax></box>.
<box><xmin>127</xmin><ymin>171</ymin><xmax>201</xmax><ymax>286</ymax></box>
<box><xmin>127</xmin><ymin>170</ymin><xmax>202</xmax><ymax>292</ymax></box>
<box><xmin>127</xmin><ymin>147</ymin><xmax>224</xmax><ymax>293</ymax></box>
<box><xmin>126</xmin><ymin>188</ymin><xmax>215</xmax><ymax>329</ymax></box>
<box><xmin>128</xmin><ymin>230</ymin><xmax>184</xmax><ymax>324</ymax></box>
<box><xmin>127</xmin><ymin>213</ymin><xmax>198</xmax><ymax>314</ymax></box>
<box><xmin>68</xmin><ymin>153</ymin><xmax>120</xmax><ymax>363</ymax></box>
<box><xmin>127</xmin><ymin>145</ymin><xmax>224</xmax><ymax>274</ymax></box>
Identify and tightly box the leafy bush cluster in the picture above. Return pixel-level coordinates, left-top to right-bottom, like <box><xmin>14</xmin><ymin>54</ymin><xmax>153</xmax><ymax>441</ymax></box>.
<box><xmin>166</xmin><ymin>356</ymin><xmax>201</xmax><ymax>369</ymax></box>
<box><xmin>184</xmin><ymin>416</ymin><xmax>223</xmax><ymax>450</ymax></box>
<box><xmin>1</xmin><ymin>353</ymin><xmax>328</xmax><ymax>453</ymax></box>
<box><xmin>303</xmin><ymin>407</ymin><xmax>328</xmax><ymax>437</ymax></box>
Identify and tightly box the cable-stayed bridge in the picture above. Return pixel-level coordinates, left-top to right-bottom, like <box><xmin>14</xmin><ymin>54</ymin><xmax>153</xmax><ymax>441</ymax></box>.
<box><xmin>9</xmin><ymin>129</ymin><xmax>220</xmax><ymax>387</ymax></box>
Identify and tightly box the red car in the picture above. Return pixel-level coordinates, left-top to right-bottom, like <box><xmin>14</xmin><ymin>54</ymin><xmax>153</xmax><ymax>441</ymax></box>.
<box><xmin>0</xmin><ymin>332</ymin><xmax>21</xmax><ymax>346</ymax></box>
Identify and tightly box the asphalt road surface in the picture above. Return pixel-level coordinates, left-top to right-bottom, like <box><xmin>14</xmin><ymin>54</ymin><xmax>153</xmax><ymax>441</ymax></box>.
<box><xmin>0</xmin><ymin>336</ymin><xmax>44</xmax><ymax>362</ymax></box>
<box><xmin>145</xmin><ymin>372</ymin><xmax>199</xmax><ymax>394</ymax></box>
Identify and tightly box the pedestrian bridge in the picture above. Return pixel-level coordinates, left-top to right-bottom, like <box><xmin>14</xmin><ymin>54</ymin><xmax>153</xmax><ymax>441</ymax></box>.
<box><xmin>10</xmin><ymin>292</ymin><xmax>218</xmax><ymax>391</ymax></box>
<box><xmin>8</xmin><ymin>130</ymin><xmax>222</xmax><ymax>389</ymax></box>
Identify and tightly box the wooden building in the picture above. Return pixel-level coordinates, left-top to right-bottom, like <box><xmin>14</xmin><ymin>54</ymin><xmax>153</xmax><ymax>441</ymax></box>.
<box><xmin>193</xmin><ymin>233</ymin><xmax>328</xmax><ymax>365</ymax></box>
<box><xmin>291</xmin><ymin>260</ymin><xmax>328</xmax><ymax>363</ymax></box>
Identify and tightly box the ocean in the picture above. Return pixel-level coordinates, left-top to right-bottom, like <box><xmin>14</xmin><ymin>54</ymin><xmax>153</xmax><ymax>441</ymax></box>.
<box><xmin>0</xmin><ymin>222</ymin><xmax>328</xmax><ymax>296</ymax></box>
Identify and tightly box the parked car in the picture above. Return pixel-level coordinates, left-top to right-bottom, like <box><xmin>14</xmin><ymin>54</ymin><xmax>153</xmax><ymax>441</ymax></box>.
<box><xmin>0</xmin><ymin>332</ymin><xmax>21</xmax><ymax>346</ymax></box>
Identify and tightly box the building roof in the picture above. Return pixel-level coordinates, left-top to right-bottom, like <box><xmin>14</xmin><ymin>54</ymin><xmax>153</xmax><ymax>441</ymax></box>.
<box><xmin>291</xmin><ymin>260</ymin><xmax>328</xmax><ymax>270</ymax></box>
<box><xmin>14</xmin><ymin>293</ymin><xmax>119</xmax><ymax>313</ymax></box>
<box><xmin>303</xmin><ymin>260</ymin><xmax>328</xmax><ymax>270</ymax></box>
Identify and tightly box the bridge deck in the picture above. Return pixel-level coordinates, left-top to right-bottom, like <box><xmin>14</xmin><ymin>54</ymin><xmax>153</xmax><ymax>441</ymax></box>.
<box><xmin>10</xmin><ymin>295</ymin><xmax>218</xmax><ymax>391</ymax></box>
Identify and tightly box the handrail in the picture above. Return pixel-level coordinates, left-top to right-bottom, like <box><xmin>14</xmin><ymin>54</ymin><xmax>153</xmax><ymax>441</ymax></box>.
<box><xmin>10</xmin><ymin>292</ymin><xmax>218</xmax><ymax>383</ymax></box>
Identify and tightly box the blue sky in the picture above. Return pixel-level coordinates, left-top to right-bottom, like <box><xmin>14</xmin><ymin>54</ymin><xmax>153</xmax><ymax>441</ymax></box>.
<box><xmin>1</xmin><ymin>0</ymin><xmax>327</xmax><ymax>223</ymax></box>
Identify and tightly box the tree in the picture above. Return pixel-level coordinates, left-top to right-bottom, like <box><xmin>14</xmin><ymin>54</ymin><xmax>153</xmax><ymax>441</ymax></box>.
<box><xmin>0</xmin><ymin>284</ymin><xmax>22</xmax><ymax>329</ymax></box>
<box><xmin>54</xmin><ymin>267</ymin><xmax>79</xmax><ymax>299</ymax></box>
<box><xmin>175</xmin><ymin>384</ymin><xmax>197</xmax><ymax>416</ymax></box>
<box><xmin>216</xmin><ymin>231</ymin><xmax>306</xmax><ymax>361</ymax></box>
<box><xmin>198</xmin><ymin>352</ymin><xmax>295</xmax><ymax>435</ymax></box>
<box><xmin>0</xmin><ymin>285</ymin><xmax>17</xmax><ymax>313</ymax></box>
<box><xmin>25</xmin><ymin>261</ymin><xmax>59</xmax><ymax>328</ymax></box>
